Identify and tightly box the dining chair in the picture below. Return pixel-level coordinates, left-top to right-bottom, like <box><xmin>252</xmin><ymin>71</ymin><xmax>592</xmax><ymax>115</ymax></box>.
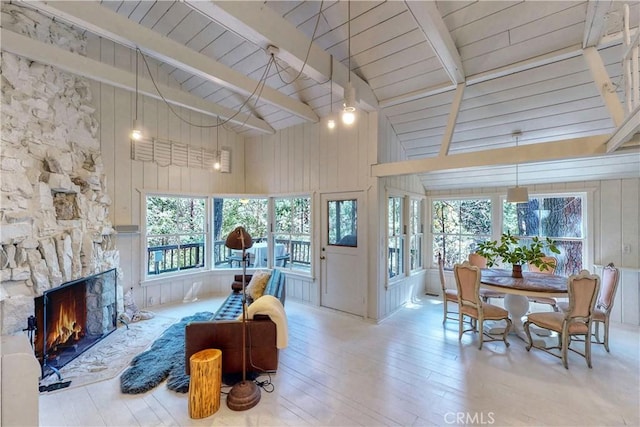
<box><xmin>524</xmin><ymin>270</ymin><xmax>600</xmax><ymax>368</ymax></box>
<box><xmin>454</xmin><ymin>261</ymin><xmax>511</xmax><ymax>350</ymax></box>
<box><xmin>527</xmin><ymin>256</ymin><xmax>559</xmax><ymax>312</ymax></box>
<box><xmin>557</xmin><ymin>263</ymin><xmax>619</xmax><ymax>352</ymax></box>
<box><xmin>438</xmin><ymin>253</ymin><xmax>459</xmax><ymax>324</ymax></box>
<box><xmin>468</xmin><ymin>253</ymin><xmax>505</xmax><ymax>303</ymax></box>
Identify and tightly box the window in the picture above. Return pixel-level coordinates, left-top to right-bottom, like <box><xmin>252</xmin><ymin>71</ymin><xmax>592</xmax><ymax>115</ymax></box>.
<box><xmin>274</xmin><ymin>197</ymin><xmax>311</xmax><ymax>272</ymax></box>
<box><xmin>409</xmin><ymin>198</ymin><xmax>424</xmax><ymax>271</ymax></box>
<box><xmin>388</xmin><ymin>196</ymin><xmax>405</xmax><ymax>279</ymax></box>
<box><xmin>146</xmin><ymin>195</ymin><xmax>207</xmax><ymax>276</ymax></box>
<box><xmin>503</xmin><ymin>196</ymin><xmax>584</xmax><ymax>276</ymax></box>
<box><xmin>328</xmin><ymin>199</ymin><xmax>357</xmax><ymax>246</ymax></box>
<box><xmin>432</xmin><ymin>199</ymin><xmax>492</xmax><ymax>268</ymax></box>
<box><xmin>212</xmin><ymin>198</ymin><xmax>268</xmax><ymax>268</ymax></box>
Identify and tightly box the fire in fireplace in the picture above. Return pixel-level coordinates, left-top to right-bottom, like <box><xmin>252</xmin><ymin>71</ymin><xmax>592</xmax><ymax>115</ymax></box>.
<box><xmin>34</xmin><ymin>268</ymin><xmax>118</xmax><ymax>378</ymax></box>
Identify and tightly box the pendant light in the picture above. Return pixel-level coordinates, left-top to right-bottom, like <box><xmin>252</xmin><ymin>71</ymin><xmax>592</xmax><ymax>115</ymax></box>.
<box><xmin>341</xmin><ymin>0</ymin><xmax>356</xmax><ymax>125</ymax></box>
<box><xmin>213</xmin><ymin>116</ymin><xmax>221</xmax><ymax>170</ymax></box>
<box><xmin>131</xmin><ymin>48</ymin><xmax>143</xmax><ymax>141</ymax></box>
<box><xmin>507</xmin><ymin>131</ymin><xmax>529</xmax><ymax>203</ymax></box>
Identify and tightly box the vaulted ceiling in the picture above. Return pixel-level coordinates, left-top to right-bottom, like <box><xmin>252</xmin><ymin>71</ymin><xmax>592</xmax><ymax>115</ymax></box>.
<box><xmin>6</xmin><ymin>1</ymin><xmax>640</xmax><ymax>191</ymax></box>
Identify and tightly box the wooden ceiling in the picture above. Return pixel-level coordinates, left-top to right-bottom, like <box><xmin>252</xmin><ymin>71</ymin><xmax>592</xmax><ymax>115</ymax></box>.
<box><xmin>9</xmin><ymin>0</ymin><xmax>640</xmax><ymax>191</ymax></box>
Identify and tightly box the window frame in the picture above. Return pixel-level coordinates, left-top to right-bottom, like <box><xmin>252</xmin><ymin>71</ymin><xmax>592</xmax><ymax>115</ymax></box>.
<box><xmin>272</xmin><ymin>195</ymin><xmax>312</xmax><ymax>274</ymax></box>
<box><xmin>429</xmin><ymin>191</ymin><xmax>590</xmax><ymax>274</ymax></box>
<box><xmin>387</xmin><ymin>193</ymin><xmax>406</xmax><ymax>282</ymax></box>
<box><xmin>409</xmin><ymin>197</ymin><xmax>425</xmax><ymax>273</ymax></box>
<box><xmin>142</xmin><ymin>191</ymin><xmax>210</xmax><ymax>281</ymax></box>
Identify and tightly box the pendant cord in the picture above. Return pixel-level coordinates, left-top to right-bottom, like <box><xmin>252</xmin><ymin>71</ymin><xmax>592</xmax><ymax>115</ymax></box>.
<box><xmin>330</xmin><ymin>55</ymin><xmax>333</xmax><ymax>113</ymax></box>
<box><xmin>348</xmin><ymin>0</ymin><xmax>351</xmax><ymax>83</ymax></box>
<box><xmin>135</xmin><ymin>49</ymin><xmax>139</xmax><ymax>121</ymax></box>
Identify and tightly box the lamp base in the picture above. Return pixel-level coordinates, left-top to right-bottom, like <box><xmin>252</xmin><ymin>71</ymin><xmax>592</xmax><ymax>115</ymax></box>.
<box><xmin>226</xmin><ymin>380</ymin><xmax>261</xmax><ymax>411</ymax></box>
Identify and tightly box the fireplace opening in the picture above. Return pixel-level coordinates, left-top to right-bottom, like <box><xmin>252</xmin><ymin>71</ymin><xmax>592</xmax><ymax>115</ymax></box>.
<box><xmin>34</xmin><ymin>268</ymin><xmax>117</xmax><ymax>378</ymax></box>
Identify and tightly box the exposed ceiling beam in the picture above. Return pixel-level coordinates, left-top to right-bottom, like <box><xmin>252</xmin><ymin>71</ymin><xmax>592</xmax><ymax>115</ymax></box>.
<box><xmin>607</xmin><ymin>104</ymin><xmax>640</xmax><ymax>152</ymax></box>
<box><xmin>404</xmin><ymin>0</ymin><xmax>465</xmax><ymax>84</ymax></box>
<box><xmin>183</xmin><ymin>0</ymin><xmax>378</xmax><ymax>111</ymax></box>
<box><xmin>22</xmin><ymin>1</ymin><xmax>319</xmax><ymax>123</ymax></box>
<box><xmin>372</xmin><ymin>135</ymin><xmax>608</xmax><ymax>177</ymax></box>
<box><xmin>583</xmin><ymin>47</ymin><xmax>625</xmax><ymax>126</ymax></box>
<box><xmin>583</xmin><ymin>0</ymin><xmax>614</xmax><ymax>48</ymax></box>
<box><xmin>438</xmin><ymin>84</ymin><xmax>465</xmax><ymax>157</ymax></box>
<box><xmin>0</xmin><ymin>29</ymin><xmax>275</xmax><ymax>134</ymax></box>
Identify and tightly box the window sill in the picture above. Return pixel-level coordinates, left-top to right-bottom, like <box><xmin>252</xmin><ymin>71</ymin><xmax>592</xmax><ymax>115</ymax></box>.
<box><xmin>141</xmin><ymin>268</ymin><xmax>212</xmax><ymax>286</ymax></box>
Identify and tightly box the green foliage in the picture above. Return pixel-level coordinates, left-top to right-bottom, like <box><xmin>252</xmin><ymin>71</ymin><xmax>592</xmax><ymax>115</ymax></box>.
<box><xmin>476</xmin><ymin>231</ymin><xmax>560</xmax><ymax>270</ymax></box>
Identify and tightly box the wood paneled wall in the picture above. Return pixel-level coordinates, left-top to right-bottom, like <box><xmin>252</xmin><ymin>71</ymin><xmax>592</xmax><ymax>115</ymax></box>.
<box><xmin>86</xmin><ymin>35</ymin><xmax>246</xmax><ymax>309</ymax></box>
<box><xmin>426</xmin><ymin>178</ymin><xmax>640</xmax><ymax>325</ymax></box>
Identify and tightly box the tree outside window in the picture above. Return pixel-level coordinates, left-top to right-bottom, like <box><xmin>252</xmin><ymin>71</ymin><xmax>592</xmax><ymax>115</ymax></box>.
<box><xmin>503</xmin><ymin>196</ymin><xmax>584</xmax><ymax>276</ymax></box>
<box><xmin>410</xmin><ymin>198</ymin><xmax>424</xmax><ymax>271</ymax></box>
<box><xmin>432</xmin><ymin>199</ymin><xmax>492</xmax><ymax>268</ymax></box>
<box><xmin>146</xmin><ymin>195</ymin><xmax>207</xmax><ymax>276</ymax></box>
<box><xmin>388</xmin><ymin>196</ymin><xmax>404</xmax><ymax>279</ymax></box>
<box><xmin>274</xmin><ymin>197</ymin><xmax>311</xmax><ymax>271</ymax></box>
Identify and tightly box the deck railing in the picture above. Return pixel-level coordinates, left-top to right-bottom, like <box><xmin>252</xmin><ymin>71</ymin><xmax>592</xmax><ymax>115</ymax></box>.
<box><xmin>148</xmin><ymin>239</ymin><xmax>311</xmax><ymax>274</ymax></box>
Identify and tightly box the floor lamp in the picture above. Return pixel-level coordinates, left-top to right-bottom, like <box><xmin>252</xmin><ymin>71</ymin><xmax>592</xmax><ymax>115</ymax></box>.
<box><xmin>224</xmin><ymin>226</ymin><xmax>261</xmax><ymax>411</ymax></box>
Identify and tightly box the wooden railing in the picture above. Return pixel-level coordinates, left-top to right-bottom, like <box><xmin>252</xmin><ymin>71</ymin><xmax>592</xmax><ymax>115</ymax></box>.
<box><xmin>147</xmin><ymin>242</ymin><xmax>205</xmax><ymax>275</ymax></box>
<box><xmin>148</xmin><ymin>239</ymin><xmax>311</xmax><ymax>274</ymax></box>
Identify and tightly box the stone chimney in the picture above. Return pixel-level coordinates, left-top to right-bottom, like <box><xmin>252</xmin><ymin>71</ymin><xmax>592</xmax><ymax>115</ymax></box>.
<box><xmin>1</xmin><ymin>3</ymin><xmax>121</xmax><ymax>334</ymax></box>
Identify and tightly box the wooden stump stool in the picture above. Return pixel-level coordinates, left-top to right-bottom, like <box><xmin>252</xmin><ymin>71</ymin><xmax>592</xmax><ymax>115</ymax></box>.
<box><xmin>188</xmin><ymin>349</ymin><xmax>222</xmax><ymax>419</ymax></box>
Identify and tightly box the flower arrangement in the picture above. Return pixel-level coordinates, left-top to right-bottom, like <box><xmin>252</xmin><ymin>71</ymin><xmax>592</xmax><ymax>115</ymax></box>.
<box><xmin>475</xmin><ymin>231</ymin><xmax>560</xmax><ymax>277</ymax></box>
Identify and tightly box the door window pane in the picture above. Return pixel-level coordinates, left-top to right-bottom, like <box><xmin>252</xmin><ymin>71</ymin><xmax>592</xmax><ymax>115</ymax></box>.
<box><xmin>328</xmin><ymin>199</ymin><xmax>357</xmax><ymax>246</ymax></box>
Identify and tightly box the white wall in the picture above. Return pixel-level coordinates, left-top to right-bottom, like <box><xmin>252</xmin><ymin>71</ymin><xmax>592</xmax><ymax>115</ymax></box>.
<box><xmin>426</xmin><ymin>178</ymin><xmax>640</xmax><ymax>325</ymax></box>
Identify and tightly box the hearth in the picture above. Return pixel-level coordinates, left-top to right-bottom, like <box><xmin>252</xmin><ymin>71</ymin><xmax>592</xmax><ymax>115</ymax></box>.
<box><xmin>34</xmin><ymin>268</ymin><xmax>118</xmax><ymax>378</ymax></box>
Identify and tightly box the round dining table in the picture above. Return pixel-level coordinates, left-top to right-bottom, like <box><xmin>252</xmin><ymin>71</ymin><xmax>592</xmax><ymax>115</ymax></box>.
<box><xmin>481</xmin><ymin>268</ymin><xmax>568</xmax><ymax>341</ymax></box>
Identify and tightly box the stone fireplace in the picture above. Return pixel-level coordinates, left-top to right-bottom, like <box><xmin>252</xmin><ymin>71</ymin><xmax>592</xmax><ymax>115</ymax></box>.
<box><xmin>1</xmin><ymin>3</ymin><xmax>121</xmax><ymax>335</ymax></box>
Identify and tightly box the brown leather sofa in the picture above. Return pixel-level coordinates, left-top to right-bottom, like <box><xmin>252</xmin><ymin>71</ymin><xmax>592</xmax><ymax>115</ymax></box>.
<box><xmin>185</xmin><ymin>269</ymin><xmax>286</xmax><ymax>376</ymax></box>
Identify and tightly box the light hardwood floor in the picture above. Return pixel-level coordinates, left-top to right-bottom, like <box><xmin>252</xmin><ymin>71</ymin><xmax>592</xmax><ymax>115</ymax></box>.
<box><xmin>39</xmin><ymin>295</ymin><xmax>639</xmax><ymax>426</ymax></box>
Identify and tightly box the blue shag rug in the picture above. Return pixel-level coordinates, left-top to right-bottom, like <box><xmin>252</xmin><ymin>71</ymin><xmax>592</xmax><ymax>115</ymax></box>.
<box><xmin>120</xmin><ymin>311</ymin><xmax>212</xmax><ymax>394</ymax></box>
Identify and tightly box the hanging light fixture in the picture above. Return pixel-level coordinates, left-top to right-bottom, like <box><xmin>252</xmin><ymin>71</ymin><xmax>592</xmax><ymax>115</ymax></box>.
<box><xmin>507</xmin><ymin>130</ymin><xmax>529</xmax><ymax>203</ymax></box>
<box><xmin>213</xmin><ymin>116</ymin><xmax>221</xmax><ymax>170</ymax></box>
<box><xmin>341</xmin><ymin>0</ymin><xmax>356</xmax><ymax>125</ymax></box>
<box><xmin>327</xmin><ymin>55</ymin><xmax>336</xmax><ymax>130</ymax></box>
<box><xmin>131</xmin><ymin>48</ymin><xmax>143</xmax><ymax>141</ymax></box>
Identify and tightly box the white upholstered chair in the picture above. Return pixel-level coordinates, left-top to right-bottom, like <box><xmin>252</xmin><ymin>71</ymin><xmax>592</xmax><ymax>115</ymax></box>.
<box><xmin>524</xmin><ymin>270</ymin><xmax>600</xmax><ymax>369</ymax></box>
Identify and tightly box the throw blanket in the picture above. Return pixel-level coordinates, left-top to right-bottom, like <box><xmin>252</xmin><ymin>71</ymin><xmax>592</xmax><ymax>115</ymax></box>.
<box><xmin>244</xmin><ymin>295</ymin><xmax>288</xmax><ymax>349</ymax></box>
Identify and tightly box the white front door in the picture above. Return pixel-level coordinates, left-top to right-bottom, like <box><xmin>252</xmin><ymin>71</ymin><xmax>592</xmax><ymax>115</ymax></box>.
<box><xmin>320</xmin><ymin>192</ymin><xmax>366</xmax><ymax>316</ymax></box>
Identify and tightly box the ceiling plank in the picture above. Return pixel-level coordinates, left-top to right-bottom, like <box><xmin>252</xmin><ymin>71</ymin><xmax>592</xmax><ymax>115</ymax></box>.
<box><xmin>183</xmin><ymin>0</ymin><xmax>378</xmax><ymax>111</ymax></box>
<box><xmin>583</xmin><ymin>46</ymin><xmax>625</xmax><ymax>126</ymax></box>
<box><xmin>583</xmin><ymin>0</ymin><xmax>613</xmax><ymax>48</ymax></box>
<box><xmin>438</xmin><ymin>83</ymin><xmax>465</xmax><ymax>157</ymax></box>
<box><xmin>372</xmin><ymin>135</ymin><xmax>608</xmax><ymax>177</ymax></box>
<box><xmin>404</xmin><ymin>0</ymin><xmax>465</xmax><ymax>84</ymax></box>
<box><xmin>23</xmin><ymin>1</ymin><xmax>318</xmax><ymax>124</ymax></box>
<box><xmin>1</xmin><ymin>29</ymin><xmax>274</xmax><ymax>134</ymax></box>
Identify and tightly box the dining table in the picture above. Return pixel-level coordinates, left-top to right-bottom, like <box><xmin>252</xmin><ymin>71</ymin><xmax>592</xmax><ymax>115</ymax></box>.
<box><xmin>480</xmin><ymin>268</ymin><xmax>568</xmax><ymax>342</ymax></box>
<box><xmin>232</xmin><ymin>242</ymin><xmax>287</xmax><ymax>268</ymax></box>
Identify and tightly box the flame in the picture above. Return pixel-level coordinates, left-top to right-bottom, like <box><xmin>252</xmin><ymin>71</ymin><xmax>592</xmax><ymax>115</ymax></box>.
<box><xmin>46</xmin><ymin>298</ymin><xmax>83</xmax><ymax>351</ymax></box>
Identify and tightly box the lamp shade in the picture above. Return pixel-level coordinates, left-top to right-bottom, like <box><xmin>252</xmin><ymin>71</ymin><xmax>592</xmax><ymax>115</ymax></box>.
<box><xmin>225</xmin><ymin>226</ymin><xmax>253</xmax><ymax>250</ymax></box>
<box><xmin>507</xmin><ymin>186</ymin><xmax>529</xmax><ymax>203</ymax></box>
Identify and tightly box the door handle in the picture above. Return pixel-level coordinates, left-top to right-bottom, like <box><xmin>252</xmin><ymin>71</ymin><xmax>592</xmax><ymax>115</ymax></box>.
<box><xmin>320</xmin><ymin>256</ymin><xmax>326</xmax><ymax>260</ymax></box>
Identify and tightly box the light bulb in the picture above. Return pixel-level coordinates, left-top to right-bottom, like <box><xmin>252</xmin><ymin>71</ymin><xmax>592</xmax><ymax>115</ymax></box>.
<box><xmin>213</xmin><ymin>160</ymin><xmax>221</xmax><ymax>170</ymax></box>
<box><xmin>327</xmin><ymin>118</ymin><xmax>336</xmax><ymax>129</ymax></box>
<box><xmin>131</xmin><ymin>119</ymin><xmax>142</xmax><ymax>140</ymax></box>
<box><xmin>342</xmin><ymin>109</ymin><xmax>355</xmax><ymax>125</ymax></box>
